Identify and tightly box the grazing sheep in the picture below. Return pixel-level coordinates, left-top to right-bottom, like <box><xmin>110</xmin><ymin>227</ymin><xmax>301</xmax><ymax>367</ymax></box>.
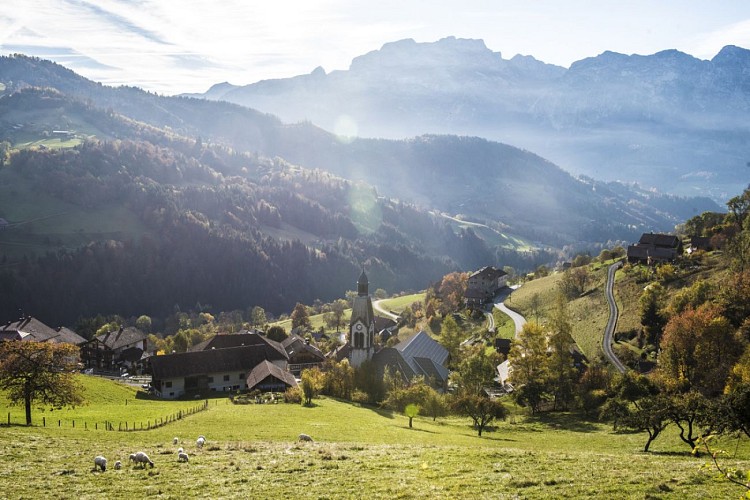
<box><xmin>196</xmin><ymin>436</ymin><xmax>205</xmax><ymax>449</ymax></box>
<box><xmin>298</xmin><ymin>433</ymin><xmax>314</xmax><ymax>442</ymax></box>
<box><xmin>178</xmin><ymin>452</ymin><xmax>189</xmax><ymax>463</ymax></box>
<box><xmin>131</xmin><ymin>451</ymin><xmax>154</xmax><ymax>468</ymax></box>
<box><xmin>93</xmin><ymin>455</ymin><xmax>107</xmax><ymax>472</ymax></box>
<box><xmin>173</xmin><ymin>437</ymin><xmax>179</xmax><ymax>445</ymax></box>
<box><xmin>177</xmin><ymin>447</ymin><xmax>184</xmax><ymax>454</ymax></box>
<box><xmin>114</xmin><ymin>460</ymin><xmax>122</xmax><ymax>470</ymax></box>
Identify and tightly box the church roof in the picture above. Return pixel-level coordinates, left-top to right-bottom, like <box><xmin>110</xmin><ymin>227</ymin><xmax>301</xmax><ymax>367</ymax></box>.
<box><xmin>350</xmin><ymin>295</ymin><xmax>374</xmax><ymax>327</ymax></box>
<box><xmin>372</xmin><ymin>331</ymin><xmax>450</xmax><ymax>387</ymax></box>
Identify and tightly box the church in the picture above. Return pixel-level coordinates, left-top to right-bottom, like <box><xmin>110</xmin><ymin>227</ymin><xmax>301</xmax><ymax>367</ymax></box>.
<box><xmin>332</xmin><ymin>269</ymin><xmax>450</xmax><ymax>390</ymax></box>
<box><xmin>333</xmin><ymin>269</ymin><xmax>376</xmax><ymax>368</ymax></box>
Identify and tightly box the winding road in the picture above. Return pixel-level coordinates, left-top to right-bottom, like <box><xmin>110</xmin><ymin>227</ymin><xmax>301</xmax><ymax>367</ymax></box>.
<box><xmin>602</xmin><ymin>261</ymin><xmax>627</xmax><ymax>373</ymax></box>
<box><xmin>492</xmin><ymin>286</ymin><xmax>526</xmax><ymax>338</ymax></box>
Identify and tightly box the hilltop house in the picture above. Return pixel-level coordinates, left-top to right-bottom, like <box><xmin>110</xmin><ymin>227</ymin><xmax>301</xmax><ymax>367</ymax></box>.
<box><xmin>464</xmin><ymin>266</ymin><xmax>508</xmax><ymax>308</ymax></box>
<box><xmin>627</xmin><ymin>233</ymin><xmax>683</xmax><ymax>265</ymax></box>
<box><xmin>0</xmin><ymin>316</ymin><xmax>85</xmax><ymax>345</ymax></box>
<box><xmin>371</xmin><ymin>331</ymin><xmax>450</xmax><ymax>391</ymax></box>
<box><xmin>80</xmin><ymin>326</ymin><xmax>148</xmax><ymax>373</ymax></box>
<box><xmin>149</xmin><ymin>342</ymin><xmax>290</xmax><ymax>399</ymax></box>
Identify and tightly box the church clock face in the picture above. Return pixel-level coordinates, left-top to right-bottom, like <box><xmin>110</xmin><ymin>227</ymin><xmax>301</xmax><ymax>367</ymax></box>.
<box><xmin>355</xmin><ymin>324</ymin><xmax>363</xmax><ymax>332</ymax></box>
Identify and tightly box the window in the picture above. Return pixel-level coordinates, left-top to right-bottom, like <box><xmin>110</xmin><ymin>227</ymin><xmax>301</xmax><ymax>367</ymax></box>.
<box><xmin>223</xmin><ymin>374</ymin><xmax>230</xmax><ymax>381</ymax></box>
<box><xmin>208</xmin><ymin>376</ymin><xmax>214</xmax><ymax>383</ymax></box>
<box><xmin>239</xmin><ymin>373</ymin><xmax>245</xmax><ymax>379</ymax></box>
<box><xmin>165</xmin><ymin>381</ymin><xmax>172</xmax><ymax>388</ymax></box>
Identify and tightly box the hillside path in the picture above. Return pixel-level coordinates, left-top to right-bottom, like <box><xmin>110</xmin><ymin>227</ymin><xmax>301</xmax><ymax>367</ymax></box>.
<box><xmin>603</xmin><ymin>261</ymin><xmax>627</xmax><ymax>373</ymax></box>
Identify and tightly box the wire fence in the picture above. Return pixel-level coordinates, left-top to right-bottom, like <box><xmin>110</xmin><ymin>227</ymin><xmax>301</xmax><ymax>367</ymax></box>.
<box><xmin>3</xmin><ymin>400</ymin><xmax>212</xmax><ymax>431</ymax></box>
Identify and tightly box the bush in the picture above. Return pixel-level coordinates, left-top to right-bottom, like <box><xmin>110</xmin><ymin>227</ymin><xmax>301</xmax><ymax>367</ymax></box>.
<box><xmin>284</xmin><ymin>387</ymin><xmax>302</xmax><ymax>404</ymax></box>
<box><xmin>350</xmin><ymin>390</ymin><xmax>370</xmax><ymax>405</ymax></box>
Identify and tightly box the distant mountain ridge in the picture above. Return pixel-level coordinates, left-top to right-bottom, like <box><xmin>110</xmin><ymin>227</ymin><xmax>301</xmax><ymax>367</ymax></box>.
<box><xmin>187</xmin><ymin>37</ymin><xmax>750</xmax><ymax>201</ymax></box>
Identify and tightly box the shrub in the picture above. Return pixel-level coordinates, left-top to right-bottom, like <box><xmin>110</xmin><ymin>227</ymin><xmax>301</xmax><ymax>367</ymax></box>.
<box><xmin>284</xmin><ymin>387</ymin><xmax>302</xmax><ymax>404</ymax></box>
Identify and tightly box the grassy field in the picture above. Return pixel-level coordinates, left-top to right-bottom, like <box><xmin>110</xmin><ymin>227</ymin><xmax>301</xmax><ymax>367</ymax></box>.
<box><xmin>1</xmin><ymin>376</ymin><xmax>747</xmax><ymax>499</ymax></box>
<box><xmin>508</xmin><ymin>266</ymin><xmax>613</xmax><ymax>362</ymax></box>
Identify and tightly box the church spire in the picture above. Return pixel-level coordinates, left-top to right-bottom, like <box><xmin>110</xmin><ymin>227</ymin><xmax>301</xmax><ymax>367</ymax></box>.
<box><xmin>357</xmin><ymin>266</ymin><xmax>369</xmax><ymax>297</ymax></box>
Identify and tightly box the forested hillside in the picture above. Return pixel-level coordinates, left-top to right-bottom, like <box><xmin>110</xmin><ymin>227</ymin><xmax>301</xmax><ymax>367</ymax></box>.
<box><xmin>0</xmin><ymin>55</ymin><xmax>722</xmax><ymax>327</ymax></box>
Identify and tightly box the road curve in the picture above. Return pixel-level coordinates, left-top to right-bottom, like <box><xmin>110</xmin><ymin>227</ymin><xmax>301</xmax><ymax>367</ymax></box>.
<box><xmin>603</xmin><ymin>261</ymin><xmax>627</xmax><ymax>373</ymax></box>
<box><xmin>493</xmin><ymin>287</ymin><xmax>526</xmax><ymax>338</ymax></box>
<box><xmin>372</xmin><ymin>300</ymin><xmax>400</xmax><ymax>321</ymax></box>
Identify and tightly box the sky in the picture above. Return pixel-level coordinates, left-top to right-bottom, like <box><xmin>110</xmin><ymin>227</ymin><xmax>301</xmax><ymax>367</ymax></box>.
<box><xmin>2</xmin><ymin>0</ymin><xmax>750</xmax><ymax>95</ymax></box>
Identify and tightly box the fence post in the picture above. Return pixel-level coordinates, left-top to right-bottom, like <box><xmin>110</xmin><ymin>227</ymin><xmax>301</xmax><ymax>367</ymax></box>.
<box><xmin>95</xmin><ymin>422</ymin><xmax>98</xmax><ymax>430</ymax></box>
<box><xmin>43</xmin><ymin>417</ymin><xmax>45</xmax><ymax>427</ymax></box>
<box><xmin>58</xmin><ymin>420</ymin><xmax>61</xmax><ymax>427</ymax></box>
<box><xmin>85</xmin><ymin>422</ymin><xmax>87</xmax><ymax>430</ymax></box>
<box><xmin>7</xmin><ymin>413</ymin><xmax>10</xmax><ymax>425</ymax></box>
<box><xmin>73</xmin><ymin>420</ymin><xmax>75</xmax><ymax>428</ymax></box>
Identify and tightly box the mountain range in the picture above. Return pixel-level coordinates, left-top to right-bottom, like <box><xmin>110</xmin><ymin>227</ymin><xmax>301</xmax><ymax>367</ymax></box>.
<box><xmin>187</xmin><ymin>37</ymin><xmax>750</xmax><ymax>201</ymax></box>
<box><xmin>0</xmin><ymin>53</ymin><xmax>724</xmax><ymax>323</ymax></box>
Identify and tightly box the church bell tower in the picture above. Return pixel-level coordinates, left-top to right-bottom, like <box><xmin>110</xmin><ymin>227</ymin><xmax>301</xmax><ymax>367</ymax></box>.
<box><xmin>349</xmin><ymin>268</ymin><xmax>375</xmax><ymax>368</ymax></box>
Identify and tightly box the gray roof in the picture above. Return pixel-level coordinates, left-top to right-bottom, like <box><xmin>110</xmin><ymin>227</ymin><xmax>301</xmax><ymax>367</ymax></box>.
<box><xmin>150</xmin><ymin>344</ymin><xmax>287</xmax><ymax>380</ymax></box>
<box><xmin>97</xmin><ymin>327</ymin><xmax>147</xmax><ymax>350</ymax></box>
<box><xmin>372</xmin><ymin>331</ymin><xmax>450</xmax><ymax>387</ymax></box>
<box><xmin>246</xmin><ymin>360</ymin><xmax>298</xmax><ymax>391</ymax></box>
<box><xmin>0</xmin><ymin>317</ymin><xmax>85</xmax><ymax>345</ymax></box>
<box><xmin>190</xmin><ymin>331</ymin><xmax>287</xmax><ymax>360</ymax></box>
<box><xmin>469</xmin><ymin>266</ymin><xmax>507</xmax><ymax>280</ymax></box>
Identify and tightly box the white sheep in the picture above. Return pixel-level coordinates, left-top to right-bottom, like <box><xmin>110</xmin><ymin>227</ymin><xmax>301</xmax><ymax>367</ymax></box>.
<box><xmin>93</xmin><ymin>455</ymin><xmax>107</xmax><ymax>472</ymax></box>
<box><xmin>173</xmin><ymin>437</ymin><xmax>179</xmax><ymax>445</ymax></box>
<box><xmin>298</xmin><ymin>433</ymin><xmax>314</xmax><ymax>442</ymax></box>
<box><xmin>178</xmin><ymin>451</ymin><xmax>189</xmax><ymax>462</ymax></box>
<box><xmin>114</xmin><ymin>460</ymin><xmax>122</xmax><ymax>470</ymax></box>
<box><xmin>177</xmin><ymin>447</ymin><xmax>184</xmax><ymax>454</ymax></box>
<box><xmin>131</xmin><ymin>451</ymin><xmax>154</xmax><ymax>468</ymax></box>
<box><xmin>196</xmin><ymin>436</ymin><xmax>205</xmax><ymax>449</ymax></box>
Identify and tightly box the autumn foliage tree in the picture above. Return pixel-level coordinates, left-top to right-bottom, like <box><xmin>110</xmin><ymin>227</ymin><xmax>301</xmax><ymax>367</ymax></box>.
<box><xmin>0</xmin><ymin>341</ymin><xmax>84</xmax><ymax>425</ymax></box>
<box><xmin>659</xmin><ymin>305</ymin><xmax>744</xmax><ymax>397</ymax></box>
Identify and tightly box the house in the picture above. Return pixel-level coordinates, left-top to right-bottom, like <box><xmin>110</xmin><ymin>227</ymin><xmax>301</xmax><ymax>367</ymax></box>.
<box><xmin>0</xmin><ymin>316</ymin><xmax>85</xmax><ymax>345</ymax></box>
<box><xmin>189</xmin><ymin>330</ymin><xmax>281</xmax><ymax>355</ymax></box>
<box><xmin>627</xmin><ymin>232</ymin><xmax>683</xmax><ymax>265</ymax></box>
<box><xmin>464</xmin><ymin>266</ymin><xmax>508</xmax><ymax>308</ymax></box>
<box><xmin>281</xmin><ymin>334</ymin><xmax>326</xmax><ymax>376</ymax></box>
<box><xmin>687</xmin><ymin>236</ymin><xmax>712</xmax><ymax>253</ymax></box>
<box><xmin>371</xmin><ymin>331</ymin><xmax>450</xmax><ymax>391</ymax></box>
<box><xmin>149</xmin><ymin>343</ymin><xmax>289</xmax><ymax>399</ymax></box>
<box><xmin>246</xmin><ymin>360</ymin><xmax>298</xmax><ymax>392</ymax></box>
<box><xmin>80</xmin><ymin>326</ymin><xmax>148</xmax><ymax>373</ymax></box>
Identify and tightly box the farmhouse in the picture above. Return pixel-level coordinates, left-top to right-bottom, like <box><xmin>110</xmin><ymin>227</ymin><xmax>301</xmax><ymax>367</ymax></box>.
<box><xmin>189</xmin><ymin>330</ymin><xmax>279</xmax><ymax>353</ymax></box>
<box><xmin>245</xmin><ymin>360</ymin><xmax>298</xmax><ymax>392</ymax></box>
<box><xmin>0</xmin><ymin>316</ymin><xmax>85</xmax><ymax>345</ymax></box>
<box><xmin>281</xmin><ymin>334</ymin><xmax>326</xmax><ymax>376</ymax></box>
<box><xmin>371</xmin><ymin>331</ymin><xmax>450</xmax><ymax>391</ymax></box>
<box><xmin>150</xmin><ymin>342</ymin><xmax>290</xmax><ymax>399</ymax></box>
<box><xmin>627</xmin><ymin>232</ymin><xmax>683</xmax><ymax>265</ymax></box>
<box><xmin>80</xmin><ymin>326</ymin><xmax>148</xmax><ymax>373</ymax></box>
<box><xmin>464</xmin><ymin>266</ymin><xmax>508</xmax><ymax>308</ymax></box>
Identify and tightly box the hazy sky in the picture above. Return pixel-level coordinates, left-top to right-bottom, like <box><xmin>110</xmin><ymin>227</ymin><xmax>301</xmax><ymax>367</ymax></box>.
<box><xmin>2</xmin><ymin>1</ymin><xmax>750</xmax><ymax>95</ymax></box>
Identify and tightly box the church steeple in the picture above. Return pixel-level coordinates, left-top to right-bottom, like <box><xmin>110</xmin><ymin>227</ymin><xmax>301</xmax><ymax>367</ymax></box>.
<box><xmin>349</xmin><ymin>267</ymin><xmax>375</xmax><ymax>368</ymax></box>
<box><xmin>357</xmin><ymin>268</ymin><xmax>369</xmax><ymax>296</ymax></box>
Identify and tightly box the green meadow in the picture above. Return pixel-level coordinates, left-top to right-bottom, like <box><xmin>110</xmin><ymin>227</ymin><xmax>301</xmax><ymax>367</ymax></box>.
<box><xmin>1</xmin><ymin>376</ymin><xmax>748</xmax><ymax>499</ymax></box>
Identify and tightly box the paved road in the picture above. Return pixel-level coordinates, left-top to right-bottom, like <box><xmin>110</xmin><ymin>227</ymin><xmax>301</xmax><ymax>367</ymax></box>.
<box><xmin>602</xmin><ymin>261</ymin><xmax>627</xmax><ymax>373</ymax></box>
<box><xmin>372</xmin><ymin>300</ymin><xmax>400</xmax><ymax>321</ymax></box>
<box><xmin>493</xmin><ymin>286</ymin><xmax>526</xmax><ymax>338</ymax></box>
